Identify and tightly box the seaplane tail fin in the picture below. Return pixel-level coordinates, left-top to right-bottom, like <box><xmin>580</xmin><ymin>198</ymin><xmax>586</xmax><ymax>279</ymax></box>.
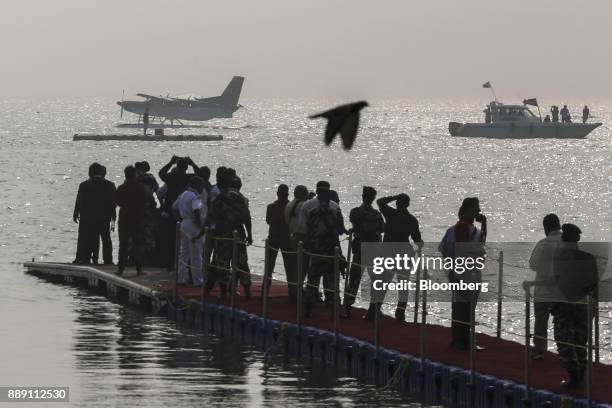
<box><xmin>219</xmin><ymin>76</ymin><xmax>244</xmax><ymax>106</ymax></box>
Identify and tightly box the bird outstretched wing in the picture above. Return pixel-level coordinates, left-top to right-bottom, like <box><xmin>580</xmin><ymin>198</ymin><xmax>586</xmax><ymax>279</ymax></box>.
<box><xmin>309</xmin><ymin>101</ymin><xmax>368</xmax><ymax>150</ymax></box>
<box><xmin>339</xmin><ymin>112</ymin><xmax>359</xmax><ymax>149</ymax></box>
<box><xmin>324</xmin><ymin>117</ymin><xmax>344</xmax><ymax>145</ymax></box>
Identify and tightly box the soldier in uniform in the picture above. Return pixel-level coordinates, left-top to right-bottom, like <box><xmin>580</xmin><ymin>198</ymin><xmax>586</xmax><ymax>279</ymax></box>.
<box><xmin>303</xmin><ymin>186</ymin><xmax>345</xmax><ymax>317</ymax></box>
<box><xmin>202</xmin><ymin>172</ymin><xmax>253</xmax><ymax>298</ymax></box>
<box><xmin>342</xmin><ymin>186</ymin><xmax>384</xmax><ymax>318</ymax></box>
<box><xmin>552</xmin><ymin>223</ymin><xmax>598</xmax><ymax>388</ymax></box>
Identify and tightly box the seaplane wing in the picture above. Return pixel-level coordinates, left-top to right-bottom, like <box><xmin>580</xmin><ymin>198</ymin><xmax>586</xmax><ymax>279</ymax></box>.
<box><xmin>136</xmin><ymin>93</ymin><xmax>170</xmax><ymax>102</ymax></box>
<box><xmin>118</xmin><ymin>76</ymin><xmax>245</xmax><ymax>123</ymax></box>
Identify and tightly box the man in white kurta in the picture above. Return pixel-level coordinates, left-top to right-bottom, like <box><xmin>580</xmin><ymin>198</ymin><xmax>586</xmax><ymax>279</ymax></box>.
<box><xmin>172</xmin><ymin>177</ymin><xmax>206</xmax><ymax>286</ymax></box>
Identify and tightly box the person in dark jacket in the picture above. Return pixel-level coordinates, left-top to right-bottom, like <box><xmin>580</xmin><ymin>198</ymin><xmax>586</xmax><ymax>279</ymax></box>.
<box><xmin>552</xmin><ymin>224</ymin><xmax>598</xmax><ymax>388</ymax></box>
<box><xmin>116</xmin><ymin>165</ymin><xmax>151</xmax><ymax>276</ymax></box>
<box><xmin>263</xmin><ymin>185</ymin><xmax>293</xmax><ymax>299</ymax></box>
<box><xmin>158</xmin><ymin>155</ymin><xmax>199</xmax><ymax>269</ymax></box>
<box><xmin>73</xmin><ymin>163</ymin><xmax>116</xmax><ymax>265</ymax></box>
<box><xmin>375</xmin><ymin>193</ymin><xmax>423</xmax><ymax>322</ymax></box>
<box><xmin>344</xmin><ymin>186</ymin><xmax>384</xmax><ymax>318</ymax></box>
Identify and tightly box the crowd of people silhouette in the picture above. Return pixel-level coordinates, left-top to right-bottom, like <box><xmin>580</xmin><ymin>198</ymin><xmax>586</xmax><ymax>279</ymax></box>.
<box><xmin>73</xmin><ymin>157</ymin><xmax>600</xmax><ymax>388</ymax></box>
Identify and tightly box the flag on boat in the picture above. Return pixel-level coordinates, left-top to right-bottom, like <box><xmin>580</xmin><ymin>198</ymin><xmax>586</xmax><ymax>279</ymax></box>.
<box><xmin>523</xmin><ymin>98</ymin><xmax>538</xmax><ymax>107</ymax></box>
<box><xmin>482</xmin><ymin>81</ymin><xmax>492</xmax><ymax>88</ymax></box>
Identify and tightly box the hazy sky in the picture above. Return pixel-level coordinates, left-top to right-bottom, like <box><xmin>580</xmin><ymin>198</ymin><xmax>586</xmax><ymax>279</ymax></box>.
<box><xmin>2</xmin><ymin>0</ymin><xmax>612</xmax><ymax>99</ymax></box>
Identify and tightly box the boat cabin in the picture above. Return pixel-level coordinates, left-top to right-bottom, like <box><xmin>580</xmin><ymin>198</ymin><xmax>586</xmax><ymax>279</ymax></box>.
<box><xmin>484</xmin><ymin>101</ymin><xmax>540</xmax><ymax>123</ymax></box>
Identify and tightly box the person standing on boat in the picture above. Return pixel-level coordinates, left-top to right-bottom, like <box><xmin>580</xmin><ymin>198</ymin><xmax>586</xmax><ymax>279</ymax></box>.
<box><xmin>343</xmin><ymin>186</ymin><xmax>385</xmax><ymax>319</ymax></box>
<box><xmin>439</xmin><ymin>197</ymin><xmax>487</xmax><ymax>351</ymax></box>
<box><xmin>143</xmin><ymin>107</ymin><xmax>150</xmax><ymax>136</ymax></box>
<box><xmin>550</xmin><ymin>106</ymin><xmax>559</xmax><ymax>123</ymax></box>
<box><xmin>528</xmin><ymin>214</ymin><xmax>562</xmax><ymax>359</ymax></box>
<box><xmin>376</xmin><ymin>193</ymin><xmax>423</xmax><ymax>322</ymax></box>
<box><xmin>582</xmin><ymin>105</ymin><xmax>590</xmax><ymax>123</ymax></box>
<box><xmin>483</xmin><ymin>106</ymin><xmax>492</xmax><ymax>124</ymax></box>
<box><xmin>560</xmin><ymin>105</ymin><xmax>571</xmax><ymax>123</ymax></box>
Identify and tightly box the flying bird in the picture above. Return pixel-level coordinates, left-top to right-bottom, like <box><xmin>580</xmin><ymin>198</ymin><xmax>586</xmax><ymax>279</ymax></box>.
<box><xmin>309</xmin><ymin>101</ymin><xmax>369</xmax><ymax>150</ymax></box>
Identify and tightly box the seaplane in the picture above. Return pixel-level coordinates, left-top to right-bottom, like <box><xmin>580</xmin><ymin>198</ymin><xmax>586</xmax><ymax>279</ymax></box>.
<box><xmin>448</xmin><ymin>82</ymin><xmax>602</xmax><ymax>139</ymax></box>
<box><xmin>117</xmin><ymin>76</ymin><xmax>245</xmax><ymax>127</ymax></box>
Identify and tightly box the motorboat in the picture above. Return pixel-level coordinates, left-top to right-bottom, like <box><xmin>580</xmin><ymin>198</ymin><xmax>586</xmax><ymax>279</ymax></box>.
<box><xmin>449</xmin><ymin>101</ymin><xmax>601</xmax><ymax>138</ymax></box>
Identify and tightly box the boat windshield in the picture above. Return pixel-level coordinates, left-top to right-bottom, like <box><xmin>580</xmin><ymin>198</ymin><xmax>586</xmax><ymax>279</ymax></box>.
<box><xmin>489</xmin><ymin>103</ymin><xmax>540</xmax><ymax>123</ymax></box>
<box><xmin>521</xmin><ymin>107</ymin><xmax>537</xmax><ymax>117</ymax></box>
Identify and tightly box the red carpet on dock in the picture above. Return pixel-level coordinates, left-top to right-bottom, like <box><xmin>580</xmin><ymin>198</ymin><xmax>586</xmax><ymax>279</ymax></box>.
<box><xmin>157</xmin><ymin>280</ymin><xmax>612</xmax><ymax>404</ymax></box>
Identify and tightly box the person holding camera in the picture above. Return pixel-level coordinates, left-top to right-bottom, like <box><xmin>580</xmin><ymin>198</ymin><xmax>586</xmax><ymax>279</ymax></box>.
<box><xmin>158</xmin><ymin>155</ymin><xmax>199</xmax><ymax>269</ymax></box>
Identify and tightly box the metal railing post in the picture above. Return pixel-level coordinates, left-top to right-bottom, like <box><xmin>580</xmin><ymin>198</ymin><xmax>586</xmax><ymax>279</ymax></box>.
<box><xmin>374</xmin><ymin>302</ymin><xmax>381</xmax><ymax>362</ymax></box>
<box><xmin>420</xmin><ymin>268</ymin><xmax>428</xmax><ymax>375</ymax></box>
<box><xmin>230</xmin><ymin>230</ymin><xmax>238</xmax><ymax>317</ymax></box>
<box><xmin>467</xmin><ymin>295</ymin><xmax>477</xmax><ymax>408</ymax></box>
<box><xmin>469</xmin><ymin>297</ymin><xmax>476</xmax><ymax>384</ymax></box>
<box><xmin>344</xmin><ymin>231</ymin><xmax>353</xmax><ymax>294</ymax></box>
<box><xmin>413</xmin><ymin>248</ymin><xmax>422</xmax><ymax>323</ymax></box>
<box><xmin>594</xmin><ymin>287</ymin><xmax>600</xmax><ymax>363</ymax></box>
<box><xmin>497</xmin><ymin>250</ymin><xmax>504</xmax><ymax>339</ymax></box>
<box><xmin>262</xmin><ymin>238</ymin><xmax>270</xmax><ymax>331</ymax></box>
<box><xmin>523</xmin><ymin>283</ymin><xmax>532</xmax><ymax>406</ymax></box>
<box><xmin>333</xmin><ymin>246</ymin><xmax>340</xmax><ymax>344</ymax></box>
<box><xmin>201</xmin><ymin>227</ymin><xmax>209</xmax><ymax>304</ymax></box>
<box><xmin>174</xmin><ymin>221</ymin><xmax>181</xmax><ymax>305</ymax></box>
<box><xmin>297</xmin><ymin>241</ymin><xmax>304</xmax><ymax>338</ymax></box>
<box><xmin>420</xmin><ymin>268</ymin><xmax>428</xmax><ymax>357</ymax></box>
<box><xmin>587</xmin><ymin>294</ymin><xmax>593</xmax><ymax>407</ymax></box>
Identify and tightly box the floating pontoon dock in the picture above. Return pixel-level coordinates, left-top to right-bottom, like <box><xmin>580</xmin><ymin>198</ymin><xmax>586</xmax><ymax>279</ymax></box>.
<box><xmin>24</xmin><ymin>261</ymin><xmax>612</xmax><ymax>408</ymax></box>
<box><xmin>73</xmin><ymin>134</ymin><xmax>223</xmax><ymax>142</ymax></box>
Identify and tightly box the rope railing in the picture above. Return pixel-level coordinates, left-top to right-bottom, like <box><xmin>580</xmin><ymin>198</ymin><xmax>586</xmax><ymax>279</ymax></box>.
<box><xmin>173</xmin><ymin>225</ymin><xmax>609</xmax><ymax>398</ymax></box>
